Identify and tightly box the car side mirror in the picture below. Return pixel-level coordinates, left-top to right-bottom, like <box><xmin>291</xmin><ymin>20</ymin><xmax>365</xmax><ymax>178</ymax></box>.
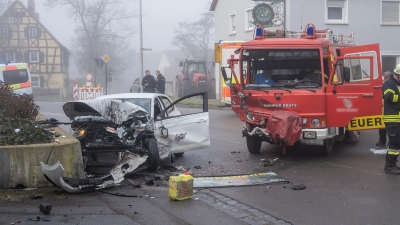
<box><xmin>344</xmin><ymin>67</ymin><xmax>351</xmax><ymax>82</ymax></box>
<box><xmin>179</xmin><ymin>62</ymin><xmax>183</xmax><ymax>67</ymax></box>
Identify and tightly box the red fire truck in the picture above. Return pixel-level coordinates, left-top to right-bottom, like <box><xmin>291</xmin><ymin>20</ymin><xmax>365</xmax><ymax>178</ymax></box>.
<box><xmin>220</xmin><ymin>23</ymin><xmax>382</xmax><ymax>155</ymax></box>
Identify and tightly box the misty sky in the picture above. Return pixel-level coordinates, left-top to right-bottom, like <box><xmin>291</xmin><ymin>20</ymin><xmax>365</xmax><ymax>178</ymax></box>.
<box><xmin>34</xmin><ymin>0</ymin><xmax>211</xmax><ymax>52</ymax></box>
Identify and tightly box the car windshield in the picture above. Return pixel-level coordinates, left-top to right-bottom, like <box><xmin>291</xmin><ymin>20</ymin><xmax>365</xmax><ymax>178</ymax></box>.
<box><xmin>117</xmin><ymin>98</ymin><xmax>151</xmax><ymax>115</ymax></box>
<box><xmin>241</xmin><ymin>49</ymin><xmax>327</xmax><ymax>90</ymax></box>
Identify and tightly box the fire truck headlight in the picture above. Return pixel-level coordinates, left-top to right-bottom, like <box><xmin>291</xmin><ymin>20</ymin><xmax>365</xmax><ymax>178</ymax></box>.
<box><xmin>246</xmin><ymin>113</ymin><xmax>254</xmax><ymax>121</ymax></box>
<box><xmin>311</xmin><ymin>119</ymin><xmax>320</xmax><ymax>127</ymax></box>
<box><xmin>238</xmin><ymin>92</ymin><xmax>245</xmax><ymax>99</ymax></box>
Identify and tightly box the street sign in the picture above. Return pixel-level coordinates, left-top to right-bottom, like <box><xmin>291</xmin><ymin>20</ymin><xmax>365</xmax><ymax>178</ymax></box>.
<box><xmin>102</xmin><ymin>54</ymin><xmax>110</xmax><ymax>63</ymax></box>
<box><xmin>86</xmin><ymin>73</ymin><xmax>93</xmax><ymax>81</ymax></box>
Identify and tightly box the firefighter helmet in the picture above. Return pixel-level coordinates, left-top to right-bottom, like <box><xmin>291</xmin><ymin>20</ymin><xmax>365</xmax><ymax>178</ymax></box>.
<box><xmin>394</xmin><ymin>64</ymin><xmax>400</xmax><ymax>75</ymax></box>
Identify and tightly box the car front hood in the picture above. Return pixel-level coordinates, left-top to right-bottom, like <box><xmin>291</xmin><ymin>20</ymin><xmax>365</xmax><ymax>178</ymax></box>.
<box><xmin>63</xmin><ymin>98</ymin><xmax>148</xmax><ymax>124</ymax></box>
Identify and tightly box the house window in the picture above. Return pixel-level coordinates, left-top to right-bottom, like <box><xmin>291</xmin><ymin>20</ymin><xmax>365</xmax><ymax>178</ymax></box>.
<box><xmin>245</xmin><ymin>6</ymin><xmax>254</xmax><ymax>31</ymax></box>
<box><xmin>30</xmin><ymin>52</ymin><xmax>39</xmax><ymax>63</ymax></box>
<box><xmin>0</xmin><ymin>27</ymin><xmax>8</xmax><ymax>37</ymax></box>
<box><xmin>28</xmin><ymin>27</ymin><xmax>37</xmax><ymax>37</ymax></box>
<box><xmin>382</xmin><ymin>1</ymin><xmax>400</xmax><ymax>24</ymax></box>
<box><xmin>326</xmin><ymin>0</ymin><xmax>348</xmax><ymax>24</ymax></box>
<box><xmin>31</xmin><ymin>76</ymin><xmax>40</xmax><ymax>87</ymax></box>
<box><xmin>229</xmin><ymin>11</ymin><xmax>236</xmax><ymax>35</ymax></box>
<box><xmin>6</xmin><ymin>52</ymin><xmax>15</xmax><ymax>62</ymax></box>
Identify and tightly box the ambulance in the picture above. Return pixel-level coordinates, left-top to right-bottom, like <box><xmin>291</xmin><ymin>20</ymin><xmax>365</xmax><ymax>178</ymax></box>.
<box><xmin>0</xmin><ymin>62</ymin><xmax>33</xmax><ymax>97</ymax></box>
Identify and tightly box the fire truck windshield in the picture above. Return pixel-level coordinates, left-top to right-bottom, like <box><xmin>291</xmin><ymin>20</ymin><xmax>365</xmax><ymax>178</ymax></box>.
<box><xmin>241</xmin><ymin>49</ymin><xmax>326</xmax><ymax>90</ymax></box>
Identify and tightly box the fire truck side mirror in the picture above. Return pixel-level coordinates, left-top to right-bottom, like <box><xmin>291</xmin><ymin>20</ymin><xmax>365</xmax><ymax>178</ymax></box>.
<box><xmin>343</xmin><ymin>67</ymin><xmax>351</xmax><ymax>82</ymax></box>
<box><xmin>221</xmin><ymin>67</ymin><xmax>229</xmax><ymax>85</ymax></box>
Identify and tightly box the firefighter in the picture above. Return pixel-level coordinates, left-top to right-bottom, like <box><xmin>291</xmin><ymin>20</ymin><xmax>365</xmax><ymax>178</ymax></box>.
<box><xmin>382</xmin><ymin>64</ymin><xmax>400</xmax><ymax>174</ymax></box>
<box><xmin>312</xmin><ymin>69</ymin><xmax>329</xmax><ymax>88</ymax></box>
<box><xmin>376</xmin><ymin>71</ymin><xmax>391</xmax><ymax>147</ymax></box>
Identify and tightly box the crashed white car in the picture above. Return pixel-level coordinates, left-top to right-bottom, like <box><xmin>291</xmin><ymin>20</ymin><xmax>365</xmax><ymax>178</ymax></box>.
<box><xmin>41</xmin><ymin>92</ymin><xmax>210</xmax><ymax>193</ymax></box>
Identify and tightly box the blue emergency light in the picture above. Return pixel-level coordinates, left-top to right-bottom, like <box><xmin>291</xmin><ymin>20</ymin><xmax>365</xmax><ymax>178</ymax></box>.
<box><xmin>306</xmin><ymin>25</ymin><xmax>314</xmax><ymax>35</ymax></box>
<box><xmin>255</xmin><ymin>26</ymin><xmax>264</xmax><ymax>40</ymax></box>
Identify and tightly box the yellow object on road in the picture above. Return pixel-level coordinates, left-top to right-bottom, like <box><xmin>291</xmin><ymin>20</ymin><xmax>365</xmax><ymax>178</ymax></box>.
<box><xmin>168</xmin><ymin>174</ymin><xmax>193</xmax><ymax>201</ymax></box>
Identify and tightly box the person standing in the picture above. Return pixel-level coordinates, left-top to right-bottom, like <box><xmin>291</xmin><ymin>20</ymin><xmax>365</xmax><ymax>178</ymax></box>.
<box><xmin>376</xmin><ymin>71</ymin><xmax>392</xmax><ymax>147</ymax></box>
<box><xmin>382</xmin><ymin>65</ymin><xmax>400</xmax><ymax>174</ymax></box>
<box><xmin>141</xmin><ymin>70</ymin><xmax>155</xmax><ymax>93</ymax></box>
<box><xmin>154</xmin><ymin>70</ymin><xmax>166</xmax><ymax>94</ymax></box>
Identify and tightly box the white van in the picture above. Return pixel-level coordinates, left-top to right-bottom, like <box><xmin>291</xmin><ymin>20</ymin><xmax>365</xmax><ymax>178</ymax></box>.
<box><xmin>0</xmin><ymin>63</ymin><xmax>33</xmax><ymax>97</ymax></box>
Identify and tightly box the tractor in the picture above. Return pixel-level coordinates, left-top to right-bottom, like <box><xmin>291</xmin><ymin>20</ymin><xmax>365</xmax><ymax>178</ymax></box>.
<box><xmin>175</xmin><ymin>59</ymin><xmax>216</xmax><ymax>99</ymax></box>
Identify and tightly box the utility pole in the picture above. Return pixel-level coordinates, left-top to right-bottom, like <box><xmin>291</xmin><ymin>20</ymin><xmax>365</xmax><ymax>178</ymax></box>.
<box><xmin>139</xmin><ymin>0</ymin><xmax>143</xmax><ymax>82</ymax></box>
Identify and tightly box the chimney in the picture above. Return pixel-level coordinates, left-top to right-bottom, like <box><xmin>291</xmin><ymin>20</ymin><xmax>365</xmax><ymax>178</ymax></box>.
<box><xmin>28</xmin><ymin>0</ymin><xmax>35</xmax><ymax>13</ymax></box>
<box><xmin>27</xmin><ymin>0</ymin><xmax>39</xmax><ymax>21</ymax></box>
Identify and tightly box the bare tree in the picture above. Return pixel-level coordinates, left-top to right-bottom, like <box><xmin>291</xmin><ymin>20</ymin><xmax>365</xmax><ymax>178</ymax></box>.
<box><xmin>172</xmin><ymin>10</ymin><xmax>215</xmax><ymax>64</ymax></box>
<box><xmin>44</xmin><ymin>0</ymin><xmax>136</xmax><ymax>87</ymax></box>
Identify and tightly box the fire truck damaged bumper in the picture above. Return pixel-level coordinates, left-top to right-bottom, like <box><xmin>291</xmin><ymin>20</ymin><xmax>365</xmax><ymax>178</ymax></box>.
<box><xmin>242</xmin><ymin>124</ymin><xmax>334</xmax><ymax>146</ymax></box>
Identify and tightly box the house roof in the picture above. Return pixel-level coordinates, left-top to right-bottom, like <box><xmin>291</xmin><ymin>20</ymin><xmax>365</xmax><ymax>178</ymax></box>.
<box><xmin>161</xmin><ymin>50</ymin><xmax>185</xmax><ymax>67</ymax></box>
<box><xmin>0</xmin><ymin>0</ymin><xmax>70</xmax><ymax>56</ymax></box>
<box><xmin>209</xmin><ymin>0</ymin><xmax>218</xmax><ymax>11</ymax></box>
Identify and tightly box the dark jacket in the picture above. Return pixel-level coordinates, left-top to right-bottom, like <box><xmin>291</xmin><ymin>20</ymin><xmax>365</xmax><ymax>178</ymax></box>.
<box><xmin>142</xmin><ymin>75</ymin><xmax>155</xmax><ymax>93</ymax></box>
<box><xmin>382</xmin><ymin>75</ymin><xmax>400</xmax><ymax>123</ymax></box>
<box><xmin>155</xmin><ymin>74</ymin><xmax>166</xmax><ymax>94</ymax></box>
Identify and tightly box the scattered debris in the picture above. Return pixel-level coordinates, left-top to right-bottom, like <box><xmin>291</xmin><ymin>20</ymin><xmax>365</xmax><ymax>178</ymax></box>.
<box><xmin>370</xmin><ymin>148</ymin><xmax>387</xmax><ymax>154</ymax></box>
<box><xmin>193</xmin><ymin>172</ymin><xmax>288</xmax><ymax>188</ymax></box>
<box><xmin>163</xmin><ymin>165</ymin><xmax>178</xmax><ymax>172</ymax></box>
<box><xmin>209</xmin><ymin>161</ymin><xmax>211</xmax><ymax>164</ymax></box>
<box><xmin>291</xmin><ymin>183</ymin><xmax>306</xmax><ymax>190</ymax></box>
<box><xmin>237</xmin><ymin>159</ymin><xmax>242</xmax><ymax>162</ymax></box>
<box><xmin>28</xmin><ymin>216</ymin><xmax>41</xmax><ymax>221</ymax></box>
<box><xmin>120</xmin><ymin>185</ymin><xmax>135</xmax><ymax>190</ymax></box>
<box><xmin>194</xmin><ymin>166</ymin><xmax>201</xmax><ymax>169</ymax></box>
<box><xmin>231</xmin><ymin>151</ymin><xmax>237</xmax><ymax>153</ymax></box>
<box><xmin>39</xmin><ymin>203</ymin><xmax>52</xmax><ymax>214</ymax></box>
<box><xmin>30</xmin><ymin>195</ymin><xmax>43</xmax><ymax>200</ymax></box>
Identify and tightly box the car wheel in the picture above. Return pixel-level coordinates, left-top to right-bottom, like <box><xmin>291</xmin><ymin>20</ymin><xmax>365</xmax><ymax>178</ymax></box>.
<box><xmin>173</xmin><ymin>152</ymin><xmax>184</xmax><ymax>157</ymax></box>
<box><xmin>246</xmin><ymin>135</ymin><xmax>262</xmax><ymax>154</ymax></box>
<box><xmin>144</xmin><ymin>138</ymin><xmax>159</xmax><ymax>172</ymax></box>
<box><xmin>321</xmin><ymin>138</ymin><xmax>334</xmax><ymax>155</ymax></box>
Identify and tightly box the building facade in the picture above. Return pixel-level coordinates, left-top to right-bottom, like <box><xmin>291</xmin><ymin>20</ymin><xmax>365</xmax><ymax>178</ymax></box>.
<box><xmin>210</xmin><ymin>0</ymin><xmax>400</xmax><ymax>73</ymax></box>
<box><xmin>0</xmin><ymin>0</ymin><xmax>70</xmax><ymax>100</ymax></box>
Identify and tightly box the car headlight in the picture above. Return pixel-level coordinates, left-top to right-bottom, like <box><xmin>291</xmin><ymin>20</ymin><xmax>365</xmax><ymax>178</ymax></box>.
<box><xmin>72</xmin><ymin>129</ymin><xmax>86</xmax><ymax>138</ymax></box>
<box><xmin>311</xmin><ymin>119</ymin><xmax>320</xmax><ymax>127</ymax></box>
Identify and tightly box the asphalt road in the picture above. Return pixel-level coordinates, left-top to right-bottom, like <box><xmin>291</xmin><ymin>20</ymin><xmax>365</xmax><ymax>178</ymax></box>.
<box><xmin>29</xmin><ymin>101</ymin><xmax>400</xmax><ymax>224</ymax></box>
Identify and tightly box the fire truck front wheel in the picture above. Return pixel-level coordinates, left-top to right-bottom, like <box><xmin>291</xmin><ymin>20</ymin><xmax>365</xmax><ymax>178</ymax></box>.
<box><xmin>321</xmin><ymin>138</ymin><xmax>334</xmax><ymax>155</ymax></box>
<box><xmin>246</xmin><ymin>136</ymin><xmax>262</xmax><ymax>154</ymax></box>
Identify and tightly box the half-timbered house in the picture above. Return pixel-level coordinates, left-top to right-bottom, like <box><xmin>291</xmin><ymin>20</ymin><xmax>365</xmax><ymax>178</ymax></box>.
<box><xmin>0</xmin><ymin>0</ymin><xmax>70</xmax><ymax>100</ymax></box>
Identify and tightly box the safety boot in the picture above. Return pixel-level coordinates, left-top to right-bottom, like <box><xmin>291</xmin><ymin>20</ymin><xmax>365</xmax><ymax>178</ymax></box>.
<box><xmin>384</xmin><ymin>154</ymin><xmax>400</xmax><ymax>174</ymax></box>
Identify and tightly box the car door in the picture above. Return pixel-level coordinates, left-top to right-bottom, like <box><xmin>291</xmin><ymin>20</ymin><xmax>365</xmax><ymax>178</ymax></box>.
<box><xmin>154</xmin><ymin>92</ymin><xmax>210</xmax><ymax>159</ymax></box>
<box><xmin>326</xmin><ymin>44</ymin><xmax>382</xmax><ymax>128</ymax></box>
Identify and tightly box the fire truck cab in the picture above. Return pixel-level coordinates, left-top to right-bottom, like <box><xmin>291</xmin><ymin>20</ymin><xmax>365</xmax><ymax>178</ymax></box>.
<box><xmin>220</xmin><ymin>24</ymin><xmax>382</xmax><ymax>155</ymax></box>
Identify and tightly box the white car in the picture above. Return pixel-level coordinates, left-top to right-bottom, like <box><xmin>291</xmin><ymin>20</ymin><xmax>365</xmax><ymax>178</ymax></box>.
<box><xmin>94</xmin><ymin>92</ymin><xmax>210</xmax><ymax>159</ymax></box>
<box><xmin>41</xmin><ymin>92</ymin><xmax>210</xmax><ymax>193</ymax></box>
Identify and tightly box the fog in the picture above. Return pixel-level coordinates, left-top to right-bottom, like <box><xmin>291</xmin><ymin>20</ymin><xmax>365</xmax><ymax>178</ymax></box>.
<box><xmin>33</xmin><ymin>0</ymin><xmax>212</xmax><ymax>93</ymax></box>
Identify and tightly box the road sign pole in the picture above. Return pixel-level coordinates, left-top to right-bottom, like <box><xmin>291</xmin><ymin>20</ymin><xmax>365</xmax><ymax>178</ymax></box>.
<box><xmin>105</xmin><ymin>62</ymin><xmax>108</xmax><ymax>95</ymax></box>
